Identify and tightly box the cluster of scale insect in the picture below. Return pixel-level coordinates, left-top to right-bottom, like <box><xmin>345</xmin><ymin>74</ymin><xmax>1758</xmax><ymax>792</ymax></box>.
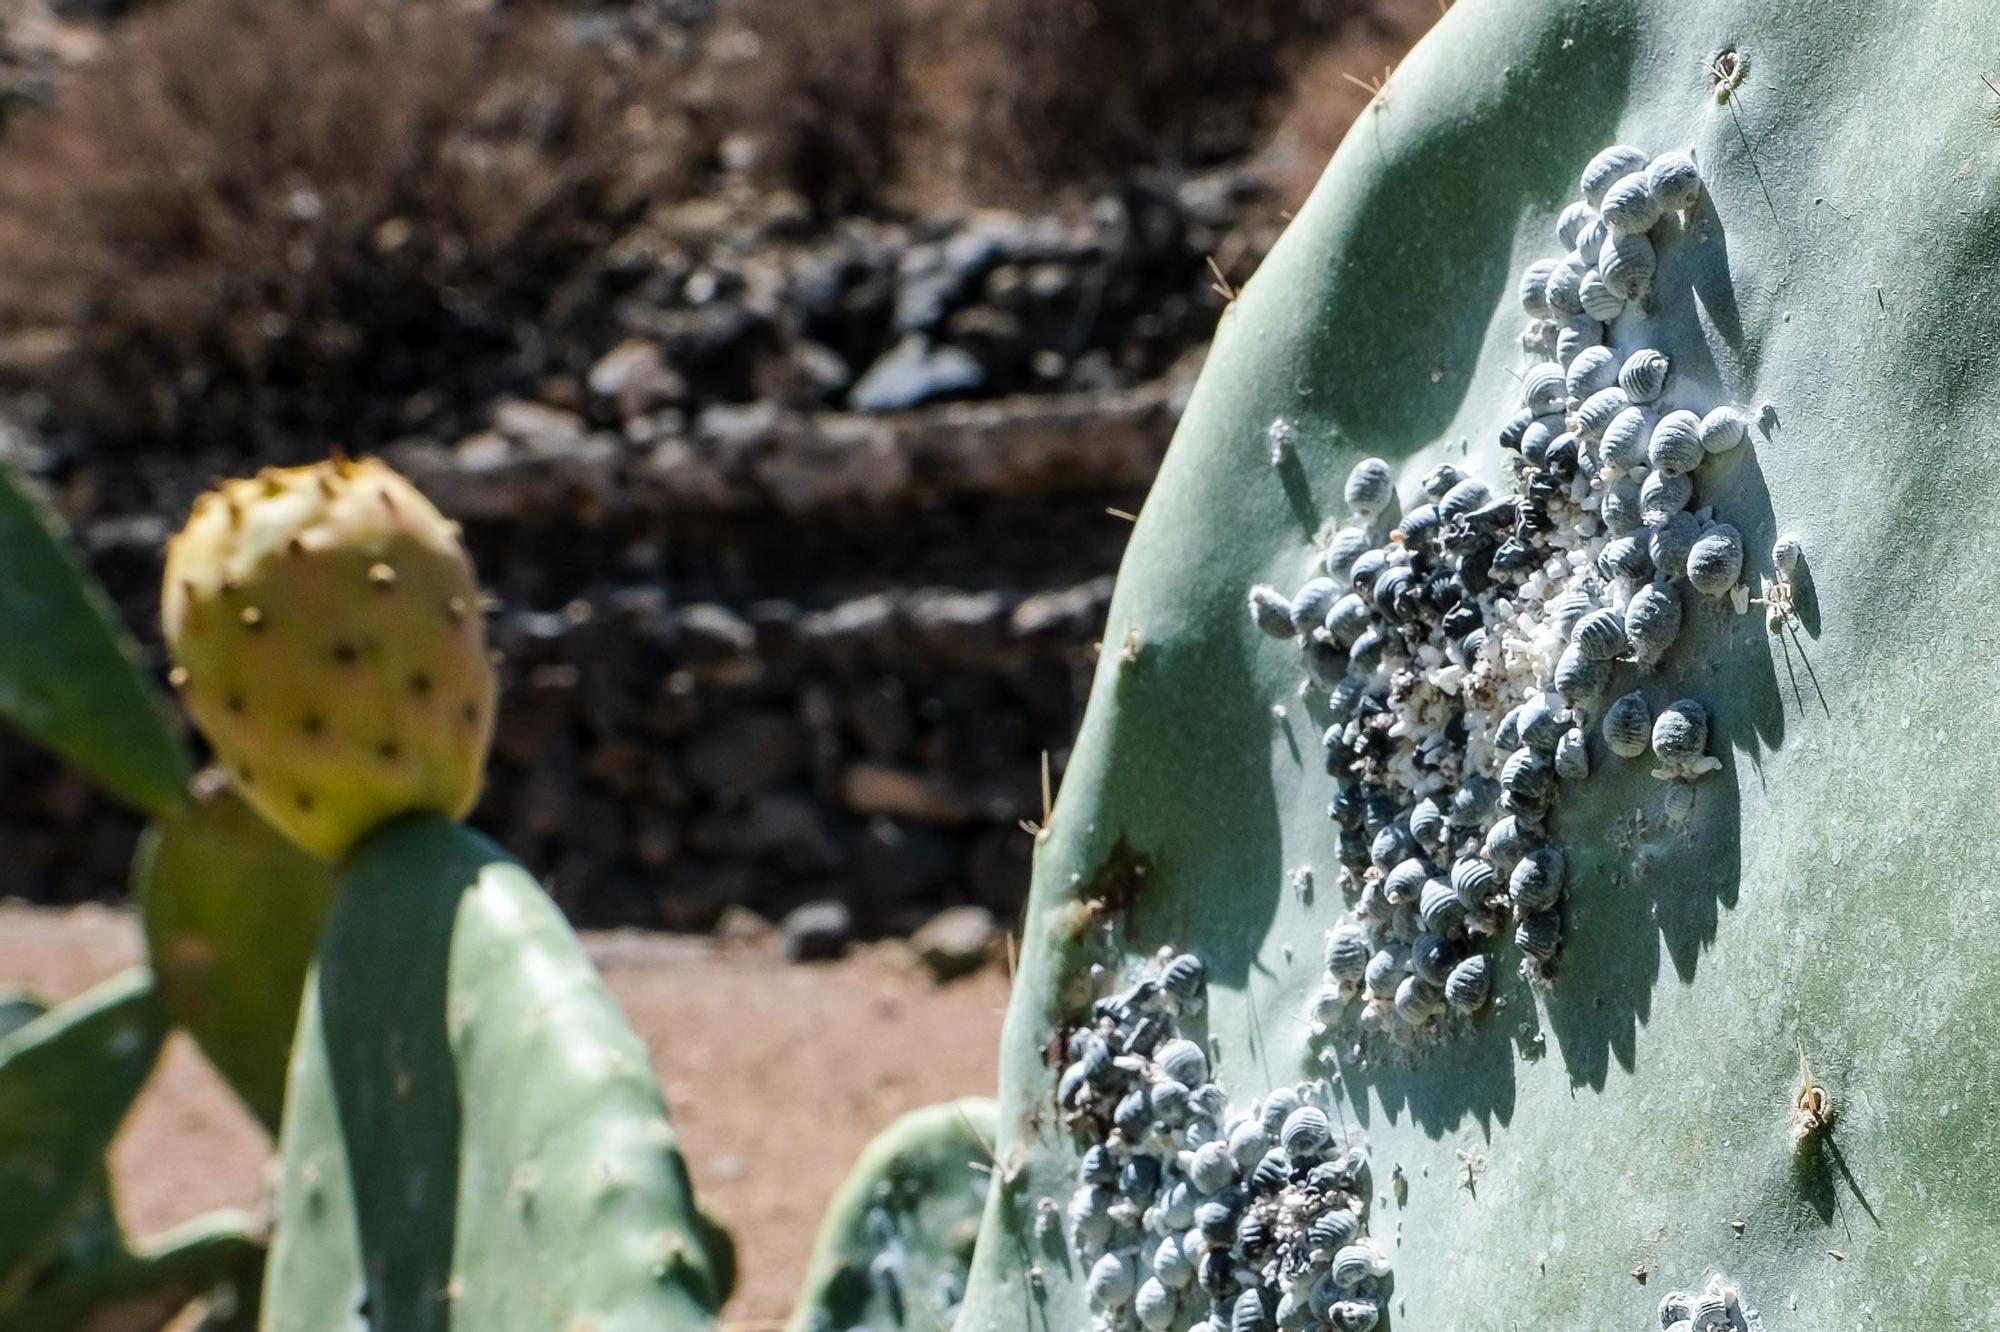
<box><xmin>1052</xmin><ymin>949</ymin><xmax>1392</xmax><ymax>1332</ymax></box>
<box><xmin>1656</xmin><ymin>1275</ymin><xmax>1760</xmax><ymax>1332</ymax></box>
<box><xmin>1246</xmin><ymin>143</ymin><xmax>1800</xmax><ymax>1052</ymax></box>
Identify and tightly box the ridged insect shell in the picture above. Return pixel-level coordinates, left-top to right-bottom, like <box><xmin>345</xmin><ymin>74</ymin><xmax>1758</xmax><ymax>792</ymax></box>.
<box><xmin>1575</xmin><ymin>215</ymin><xmax>1609</xmax><ymax>267</ymax></box>
<box><xmin>1248</xmin><ymin>585</ymin><xmax>1296</xmax><ymax>638</ymax></box>
<box><xmin>1438</xmin><ymin>477</ymin><xmax>1492</xmax><ymax>522</ymax></box>
<box><xmin>1309</xmin><ymin>1207</ymin><xmax>1361</xmax><ymax>1252</ymax></box>
<box><xmin>1450</xmin><ymin>856</ymin><xmax>1498</xmax><ymax>907</ymax></box>
<box><xmin>1600</xmin><ymin>172</ymin><xmax>1664</xmax><ymax>235</ymax></box>
<box><xmin>1363</xmin><ymin>948</ymin><xmax>1404</xmax><ymax>999</ymax></box>
<box><xmin>1663</xmin><ymin>778</ymin><xmax>1697</xmax><ymax>825</ymax></box>
<box><xmin>1418</xmin><ymin>877</ymin><xmax>1467</xmax><ymax>934</ymax></box>
<box><xmin>1232</xmin><ymin>1291</ymin><xmax>1273</xmax><ymax>1332</ymax></box>
<box><xmin>1618</xmin><ymin>348</ymin><xmax>1671</xmax><ymax>404</ymax></box>
<box><xmin>1280</xmin><ymin>1105</ymin><xmax>1332</xmax><ymax>1158</ymax></box>
<box><xmin>1687</xmin><ymin>522</ymin><xmax>1745</xmax><ymax>596</ymax></box>
<box><xmin>1501</xmin><ymin>746</ymin><xmax>1554</xmax><ymax>801</ymax></box>
<box><xmin>1557</xmin><ymin>201</ymin><xmax>1594</xmax><ymax>249</ymax></box>
<box><xmin>1649</xmin><ymin>510</ymin><xmax>1701</xmax><ymax>578</ymax></box>
<box><xmin>1647</xmin><ymin>149</ymin><xmax>1703</xmax><ymax>210</ymax></box>
<box><xmin>1578</xmin><ymin>268</ymin><xmax>1625</xmax><ymax>321</ymax></box>
<box><xmin>1554</xmin><ymin>726</ymin><xmax>1589</xmax><ymax>780</ymax></box>
<box><xmin>1518</xmin><ymin>258</ymin><xmax>1558</xmax><ymax>320</ymax></box>
<box><xmin>1523</xmin><ymin>361</ymin><xmax>1568</xmax><ymax>414</ymax></box>
<box><xmin>1087</xmin><ymin>1251</ymin><xmax>1139</xmax><ymax>1307</ymax></box>
<box><xmin>1515</xmin><ymin>909</ymin><xmax>1562</xmax><ymax>961</ymax></box>
<box><xmin>1249</xmin><ymin>1148</ymin><xmax>1293</xmax><ymax>1195</ymax></box>
<box><xmin>1600</xmin><ymin>405</ymin><xmax>1656</xmax><ymax>472</ymax></box>
<box><xmin>1227</xmin><ymin>1117</ymin><xmax>1268</xmax><ymax>1167</ymax></box>
<box><xmin>1290</xmin><ymin>577</ymin><xmax>1341</xmax><ymax>635</ymax></box>
<box><xmin>1625</xmin><ymin>581</ymin><xmax>1683</xmax><ymax>666</ymax></box>
<box><xmin>1260</xmin><ymin>1086</ymin><xmax>1303</xmax><ymax>1136</ymax></box>
<box><xmin>1602</xmin><ymin>691</ymin><xmax>1652</xmax><ymax>757</ymax></box>
<box><xmin>1648</xmin><ymin>409</ymin><xmax>1705</xmax><ymax>477</ymax></box>
<box><xmin>1393</xmin><ymin>974</ymin><xmax>1442</xmax><ymax>1025</ymax></box>
<box><xmin>1409</xmin><ymin>932</ymin><xmax>1454</xmax><ymax>986</ymax></box>
<box><xmin>1409</xmin><ymin>795</ymin><xmax>1448</xmax><ymax>849</ymax></box>
<box><xmin>1483</xmin><ymin>815</ymin><xmax>1537</xmax><ymax>870</ymax></box>
<box><xmin>1135</xmin><ymin>1275</ymin><xmax>1177</xmax><ymax>1329</ymax></box>
<box><xmin>1773</xmin><ymin>532</ymin><xmax>1803</xmax><ymax>574</ymax></box>
<box><xmin>1600</xmin><ymin>476</ymin><xmax>1644</xmax><ymax>533</ymax></box>
<box><xmin>1575</xmin><ymin>386</ymin><xmax>1631</xmax><ymax>442</ymax></box>
<box><xmin>1153</xmin><ymin>1231</ymin><xmax>1195</xmax><ymax>1287</ymax></box>
<box><xmin>1324</xmin><ymin>923</ymin><xmax>1370</xmax><ymax>979</ymax></box>
<box><xmin>1443</xmin><ymin>954</ymin><xmax>1491</xmax><ymax>1011</ymax></box>
<box><xmin>1600</xmin><ymin>230</ymin><xmax>1656</xmax><ymax>301</ymax></box>
<box><xmin>1510</xmin><ymin>846</ymin><xmax>1566</xmax><ymax>912</ymax></box>
<box><xmin>1189</xmin><ymin>1082</ymin><xmax>1229</xmax><ymax>1121</ymax></box>
<box><xmin>1700</xmin><ymin>404</ymin><xmax>1751</xmax><ymax>454</ymax></box>
<box><xmin>1639</xmin><ymin>468</ymin><xmax>1694</xmax><ymax>525</ymax></box>
<box><xmin>1547</xmin><ymin>584</ymin><xmax>1594</xmax><ymax>640</ymax></box>
<box><xmin>1344</xmin><ymin>458</ymin><xmax>1394</xmax><ymax>517</ymax></box>
<box><xmin>1658</xmin><ymin>1290</ymin><xmax>1695</xmax><ymax>1326</ymax></box>
<box><xmin>1383</xmin><ymin>857</ymin><xmax>1429</xmax><ymax>905</ymax></box>
<box><xmin>1158</xmin><ymin>1037</ymin><xmax>1209</xmax><ymax>1088</ymax></box>
<box><xmin>1565</xmin><ymin>344</ymin><xmax>1618</xmax><ymax>401</ymax></box>
<box><xmin>1187</xmin><ymin>1141</ymin><xmax>1239</xmax><ymax>1194</ymax></box>
<box><xmin>1420</xmin><ymin>464</ymin><xmax>1464</xmax><ymax>500</ymax></box>
<box><xmin>1571</xmin><ymin>607</ymin><xmax>1627</xmax><ymax>661</ymax></box>
<box><xmin>1555</xmin><ymin>314</ymin><xmax>1603</xmax><ymax>366</ymax></box>
<box><xmin>1651</xmin><ymin>698</ymin><xmax>1710</xmax><ymax>768</ymax></box>
<box><xmin>1545</xmin><ymin>257</ymin><xmax>1587</xmax><ymax>319</ymax></box>
<box><xmin>1553</xmin><ymin>643</ymin><xmax>1613</xmax><ymax>710</ymax></box>
<box><xmin>1322</xmin><ymin>593</ymin><xmax>1370</xmax><ymax>648</ymax></box>
<box><xmin>1324</xmin><ymin>527</ymin><xmax>1377</xmax><ymax>578</ymax></box>
<box><xmin>1081</xmin><ymin>1143</ymin><xmax>1117</xmax><ymax>1184</ymax></box>
<box><xmin>1581</xmin><ymin>145</ymin><xmax>1650</xmax><ymax>206</ymax></box>
<box><xmin>1515</xmin><ymin>693</ymin><xmax>1565</xmax><ymax>753</ymax></box>
<box><xmin>1519</xmin><ymin>414</ymin><xmax>1560</xmax><ymax>461</ymax></box>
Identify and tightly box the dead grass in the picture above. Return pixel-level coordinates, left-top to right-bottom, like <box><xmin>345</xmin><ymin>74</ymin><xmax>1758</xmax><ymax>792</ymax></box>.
<box><xmin>0</xmin><ymin>0</ymin><xmax>692</xmax><ymax>450</ymax></box>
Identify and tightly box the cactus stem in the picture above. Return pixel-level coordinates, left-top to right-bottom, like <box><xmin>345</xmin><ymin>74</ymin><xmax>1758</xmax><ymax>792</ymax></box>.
<box><xmin>446</xmin><ymin>596</ymin><xmax>468</xmax><ymax>622</ymax></box>
<box><xmin>224</xmin><ymin>689</ymin><xmax>245</xmax><ymax>712</ymax></box>
<box><xmin>377</xmin><ymin>739</ymin><xmax>401</xmax><ymax>762</ymax></box>
<box><xmin>294</xmin><ymin>790</ymin><xmax>315</xmax><ymax>811</ymax></box>
<box><xmin>303</xmin><ymin>713</ymin><xmax>325</xmax><ymax>736</ymax></box>
<box><xmin>408</xmin><ymin>671</ymin><xmax>432</xmax><ymax>696</ymax></box>
<box><xmin>331</xmin><ymin>641</ymin><xmax>359</xmax><ymax>664</ymax></box>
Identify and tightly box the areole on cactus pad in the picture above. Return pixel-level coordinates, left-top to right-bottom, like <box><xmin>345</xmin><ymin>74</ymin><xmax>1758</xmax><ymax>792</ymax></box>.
<box><xmin>952</xmin><ymin>2</ymin><xmax>2000</xmax><ymax>1330</ymax></box>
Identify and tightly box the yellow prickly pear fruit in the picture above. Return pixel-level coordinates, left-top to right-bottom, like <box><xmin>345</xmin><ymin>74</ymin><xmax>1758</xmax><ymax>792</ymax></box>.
<box><xmin>162</xmin><ymin>457</ymin><xmax>496</xmax><ymax>861</ymax></box>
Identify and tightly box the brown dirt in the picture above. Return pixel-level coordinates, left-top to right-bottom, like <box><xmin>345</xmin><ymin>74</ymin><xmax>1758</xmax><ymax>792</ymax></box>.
<box><xmin>0</xmin><ymin>902</ymin><xmax>1011</xmax><ymax>1325</ymax></box>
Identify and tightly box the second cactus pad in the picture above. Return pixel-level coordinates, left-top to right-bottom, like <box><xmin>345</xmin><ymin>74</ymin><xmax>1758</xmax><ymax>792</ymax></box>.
<box><xmin>264</xmin><ymin>815</ymin><xmax>727</xmax><ymax>1331</ymax></box>
<box><xmin>162</xmin><ymin>458</ymin><xmax>496</xmax><ymax>861</ymax></box>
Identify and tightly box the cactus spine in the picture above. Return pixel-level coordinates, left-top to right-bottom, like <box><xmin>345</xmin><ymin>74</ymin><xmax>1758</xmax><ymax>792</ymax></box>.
<box><xmin>163</xmin><ymin>457</ymin><xmax>496</xmax><ymax>861</ymax></box>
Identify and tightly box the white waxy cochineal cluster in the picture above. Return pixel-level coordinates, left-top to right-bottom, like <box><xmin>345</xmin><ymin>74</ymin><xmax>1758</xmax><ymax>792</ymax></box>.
<box><xmin>1246</xmin><ymin>143</ymin><xmax>1782</xmax><ymax>1055</ymax></box>
<box><xmin>1053</xmin><ymin>949</ymin><xmax>1391</xmax><ymax>1332</ymax></box>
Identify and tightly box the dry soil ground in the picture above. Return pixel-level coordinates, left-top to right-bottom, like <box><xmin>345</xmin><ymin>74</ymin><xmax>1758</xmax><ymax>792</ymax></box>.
<box><xmin>1</xmin><ymin>902</ymin><xmax>1011</xmax><ymax>1325</ymax></box>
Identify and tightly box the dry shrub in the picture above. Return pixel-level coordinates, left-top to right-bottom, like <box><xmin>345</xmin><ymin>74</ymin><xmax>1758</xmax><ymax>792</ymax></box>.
<box><xmin>954</xmin><ymin>0</ymin><xmax>1366</xmax><ymax>196</ymax></box>
<box><xmin>720</xmin><ymin>0</ymin><xmax>916</xmax><ymax>218</ymax></box>
<box><xmin>0</xmin><ymin>0</ymin><xmax>691</xmax><ymax>451</ymax></box>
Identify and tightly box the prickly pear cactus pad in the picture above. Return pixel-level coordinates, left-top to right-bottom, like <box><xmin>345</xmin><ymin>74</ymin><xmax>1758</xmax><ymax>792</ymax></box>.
<box><xmin>163</xmin><ymin>458</ymin><xmax>496</xmax><ymax>861</ymax></box>
<box><xmin>0</xmin><ymin>970</ymin><xmax>166</xmax><ymax>1287</ymax></box>
<box><xmin>264</xmin><ymin>815</ymin><xmax>725</xmax><ymax>1332</ymax></box>
<box><xmin>0</xmin><ymin>461</ymin><xmax>187</xmax><ymax>814</ymax></box>
<box><xmin>954</xmin><ymin>3</ymin><xmax>2000</xmax><ymax>1329</ymax></box>
<box><xmin>790</xmin><ymin>1099</ymin><xmax>1000</xmax><ymax>1332</ymax></box>
<box><xmin>135</xmin><ymin>775</ymin><xmax>336</xmax><ymax>1132</ymax></box>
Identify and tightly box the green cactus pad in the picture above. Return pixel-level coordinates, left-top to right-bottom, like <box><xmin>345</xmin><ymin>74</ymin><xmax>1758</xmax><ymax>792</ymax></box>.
<box><xmin>0</xmin><ymin>462</ymin><xmax>188</xmax><ymax>814</ymax></box>
<box><xmin>5</xmin><ymin>1210</ymin><xmax>263</xmax><ymax>1332</ymax></box>
<box><xmin>264</xmin><ymin>815</ymin><xmax>725</xmax><ymax>1331</ymax></box>
<box><xmin>789</xmin><ymin>1099</ymin><xmax>999</xmax><ymax>1332</ymax></box>
<box><xmin>135</xmin><ymin>776</ymin><xmax>336</xmax><ymax>1133</ymax></box>
<box><xmin>0</xmin><ymin>992</ymin><xmax>46</xmax><ymax>1044</ymax></box>
<box><xmin>0</xmin><ymin>970</ymin><xmax>167</xmax><ymax>1290</ymax></box>
<box><xmin>954</xmin><ymin>3</ymin><xmax>2000</xmax><ymax>1328</ymax></box>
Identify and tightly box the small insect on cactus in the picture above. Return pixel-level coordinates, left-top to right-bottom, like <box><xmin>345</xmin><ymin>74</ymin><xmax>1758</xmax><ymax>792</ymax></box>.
<box><xmin>162</xmin><ymin>457</ymin><xmax>496</xmax><ymax>861</ymax></box>
<box><xmin>162</xmin><ymin>457</ymin><xmax>731</xmax><ymax>1331</ymax></box>
<box><xmin>949</xmin><ymin>3</ymin><xmax>2000</xmax><ymax>1330</ymax></box>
